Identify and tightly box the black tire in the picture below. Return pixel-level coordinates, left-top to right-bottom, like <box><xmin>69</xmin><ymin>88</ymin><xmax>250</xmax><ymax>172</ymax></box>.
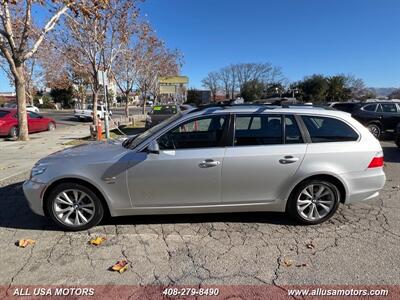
<box><xmin>286</xmin><ymin>179</ymin><xmax>340</xmax><ymax>225</ymax></box>
<box><xmin>48</xmin><ymin>122</ymin><xmax>56</xmax><ymax>131</ymax></box>
<box><xmin>367</xmin><ymin>123</ymin><xmax>381</xmax><ymax>139</ymax></box>
<box><xmin>9</xmin><ymin>126</ymin><xmax>18</xmax><ymax>139</ymax></box>
<box><xmin>45</xmin><ymin>182</ymin><xmax>104</xmax><ymax>231</ymax></box>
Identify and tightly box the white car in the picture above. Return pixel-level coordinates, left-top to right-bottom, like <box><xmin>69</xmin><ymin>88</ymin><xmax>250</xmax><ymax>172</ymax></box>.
<box><xmin>26</xmin><ymin>105</ymin><xmax>40</xmax><ymax>113</ymax></box>
<box><xmin>74</xmin><ymin>104</ymin><xmax>112</xmax><ymax>120</ymax></box>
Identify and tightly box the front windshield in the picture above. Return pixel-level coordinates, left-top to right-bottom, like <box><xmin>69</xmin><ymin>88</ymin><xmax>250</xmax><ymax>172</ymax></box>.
<box><xmin>123</xmin><ymin>112</ymin><xmax>183</xmax><ymax>149</ymax></box>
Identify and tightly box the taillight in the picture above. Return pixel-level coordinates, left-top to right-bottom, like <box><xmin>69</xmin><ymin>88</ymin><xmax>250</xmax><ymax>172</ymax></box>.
<box><xmin>368</xmin><ymin>156</ymin><xmax>384</xmax><ymax>168</ymax></box>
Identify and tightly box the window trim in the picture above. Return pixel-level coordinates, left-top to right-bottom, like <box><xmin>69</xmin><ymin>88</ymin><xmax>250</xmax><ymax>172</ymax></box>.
<box><xmin>139</xmin><ymin>113</ymin><xmax>232</xmax><ymax>152</ymax></box>
<box><xmin>379</xmin><ymin>103</ymin><xmax>398</xmax><ymax>113</ymax></box>
<box><xmin>232</xmin><ymin>113</ymin><xmax>306</xmax><ymax>147</ymax></box>
<box><xmin>300</xmin><ymin>114</ymin><xmax>361</xmax><ymax>143</ymax></box>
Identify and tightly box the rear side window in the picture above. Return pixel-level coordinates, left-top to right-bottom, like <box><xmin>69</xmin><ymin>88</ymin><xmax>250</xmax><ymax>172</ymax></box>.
<box><xmin>0</xmin><ymin>111</ymin><xmax>10</xmax><ymax>118</ymax></box>
<box><xmin>234</xmin><ymin>115</ymin><xmax>283</xmax><ymax>146</ymax></box>
<box><xmin>302</xmin><ymin>116</ymin><xmax>359</xmax><ymax>143</ymax></box>
<box><xmin>362</xmin><ymin>104</ymin><xmax>377</xmax><ymax>112</ymax></box>
<box><xmin>380</xmin><ymin>104</ymin><xmax>397</xmax><ymax>113</ymax></box>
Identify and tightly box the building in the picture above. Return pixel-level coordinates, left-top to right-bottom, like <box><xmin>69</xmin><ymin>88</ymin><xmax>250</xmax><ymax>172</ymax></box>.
<box><xmin>0</xmin><ymin>92</ymin><xmax>17</xmax><ymax>106</ymax></box>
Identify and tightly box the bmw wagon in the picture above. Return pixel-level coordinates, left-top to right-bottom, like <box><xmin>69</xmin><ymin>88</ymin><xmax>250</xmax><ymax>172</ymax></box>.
<box><xmin>23</xmin><ymin>104</ymin><xmax>386</xmax><ymax>231</ymax></box>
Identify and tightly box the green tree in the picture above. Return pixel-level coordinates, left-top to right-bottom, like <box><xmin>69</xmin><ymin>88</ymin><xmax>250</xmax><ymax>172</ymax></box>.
<box><xmin>296</xmin><ymin>74</ymin><xmax>328</xmax><ymax>102</ymax></box>
<box><xmin>388</xmin><ymin>89</ymin><xmax>400</xmax><ymax>99</ymax></box>
<box><xmin>326</xmin><ymin>75</ymin><xmax>351</xmax><ymax>101</ymax></box>
<box><xmin>50</xmin><ymin>87</ymin><xmax>74</xmax><ymax>108</ymax></box>
<box><xmin>240</xmin><ymin>79</ymin><xmax>265</xmax><ymax>102</ymax></box>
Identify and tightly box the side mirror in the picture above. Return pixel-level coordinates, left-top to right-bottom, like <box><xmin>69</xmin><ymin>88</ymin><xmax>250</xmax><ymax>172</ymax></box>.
<box><xmin>147</xmin><ymin>140</ymin><xmax>160</xmax><ymax>154</ymax></box>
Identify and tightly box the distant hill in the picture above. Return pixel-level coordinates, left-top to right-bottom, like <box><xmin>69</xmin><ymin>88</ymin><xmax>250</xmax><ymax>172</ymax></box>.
<box><xmin>369</xmin><ymin>87</ymin><xmax>398</xmax><ymax>97</ymax></box>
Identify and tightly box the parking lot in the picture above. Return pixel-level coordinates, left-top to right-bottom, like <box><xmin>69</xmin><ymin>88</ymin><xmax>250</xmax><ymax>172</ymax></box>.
<box><xmin>0</xmin><ymin>141</ymin><xmax>399</xmax><ymax>289</ymax></box>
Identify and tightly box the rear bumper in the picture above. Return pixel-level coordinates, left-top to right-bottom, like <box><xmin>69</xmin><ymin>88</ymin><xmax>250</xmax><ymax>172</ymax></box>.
<box><xmin>341</xmin><ymin>169</ymin><xmax>386</xmax><ymax>204</ymax></box>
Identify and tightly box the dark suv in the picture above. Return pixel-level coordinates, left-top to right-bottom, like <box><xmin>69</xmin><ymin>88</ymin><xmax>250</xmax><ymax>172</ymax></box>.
<box><xmin>351</xmin><ymin>102</ymin><xmax>400</xmax><ymax>139</ymax></box>
<box><xmin>330</xmin><ymin>102</ymin><xmax>362</xmax><ymax>113</ymax></box>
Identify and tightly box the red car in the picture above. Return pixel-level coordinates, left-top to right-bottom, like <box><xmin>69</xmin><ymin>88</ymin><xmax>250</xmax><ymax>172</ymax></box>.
<box><xmin>0</xmin><ymin>109</ymin><xmax>56</xmax><ymax>138</ymax></box>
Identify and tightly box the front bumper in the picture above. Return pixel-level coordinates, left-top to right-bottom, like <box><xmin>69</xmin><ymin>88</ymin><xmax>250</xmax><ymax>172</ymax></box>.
<box><xmin>23</xmin><ymin>180</ymin><xmax>47</xmax><ymax>216</ymax></box>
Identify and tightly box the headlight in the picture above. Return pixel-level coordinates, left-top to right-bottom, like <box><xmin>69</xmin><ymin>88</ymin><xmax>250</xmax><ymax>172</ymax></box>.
<box><xmin>30</xmin><ymin>166</ymin><xmax>47</xmax><ymax>179</ymax></box>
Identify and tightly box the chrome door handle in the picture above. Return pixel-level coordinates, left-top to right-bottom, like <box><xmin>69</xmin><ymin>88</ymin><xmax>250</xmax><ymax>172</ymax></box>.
<box><xmin>279</xmin><ymin>156</ymin><xmax>299</xmax><ymax>164</ymax></box>
<box><xmin>199</xmin><ymin>159</ymin><xmax>221</xmax><ymax>168</ymax></box>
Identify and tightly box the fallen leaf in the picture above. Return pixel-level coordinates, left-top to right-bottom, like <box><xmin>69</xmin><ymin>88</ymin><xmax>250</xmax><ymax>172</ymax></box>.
<box><xmin>306</xmin><ymin>242</ymin><xmax>315</xmax><ymax>249</ymax></box>
<box><xmin>17</xmin><ymin>239</ymin><xmax>36</xmax><ymax>248</ymax></box>
<box><xmin>110</xmin><ymin>260</ymin><xmax>128</xmax><ymax>273</ymax></box>
<box><xmin>283</xmin><ymin>257</ymin><xmax>293</xmax><ymax>267</ymax></box>
<box><xmin>89</xmin><ymin>237</ymin><xmax>106</xmax><ymax>246</ymax></box>
<box><xmin>296</xmin><ymin>263</ymin><xmax>307</xmax><ymax>268</ymax></box>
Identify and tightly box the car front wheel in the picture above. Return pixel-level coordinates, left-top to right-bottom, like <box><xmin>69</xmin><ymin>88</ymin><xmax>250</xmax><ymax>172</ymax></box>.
<box><xmin>46</xmin><ymin>183</ymin><xmax>104</xmax><ymax>231</ymax></box>
<box><xmin>287</xmin><ymin>180</ymin><xmax>340</xmax><ymax>225</ymax></box>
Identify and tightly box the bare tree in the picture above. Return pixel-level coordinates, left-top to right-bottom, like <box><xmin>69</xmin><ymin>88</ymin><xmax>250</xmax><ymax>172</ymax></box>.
<box><xmin>201</xmin><ymin>72</ymin><xmax>220</xmax><ymax>102</ymax></box>
<box><xmin>113</xmin><ymin>47</ymin><xmax>138</xmax><ymax>117</ymax></box>
<box><xmin>57</xmin><ymin>0</ymin><xmax>140</xmax><ymax>125</ymax></box>
<box><xmin>133</xmin><ymin>24</ymin><xmax>182</xmax><ymax>113</ymax></box>
<box><xmin>0</xmin><ymin>0</ymin><xmax>106</xmax><ymax>140</ymax></box>
<box><xmin>218</xmin><ymin>65</ymin><xmax>237</xmax><ymax>99</ymax></box>
<box><xmin>234</xmin><ymin>63</ymin><xmax>284</xmax><ymax>92</ymax></box>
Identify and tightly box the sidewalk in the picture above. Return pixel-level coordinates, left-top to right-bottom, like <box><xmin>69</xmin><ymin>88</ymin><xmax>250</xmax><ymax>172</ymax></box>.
<box><xmin>0</xmin><ymin>124</ymin><xmax>90</xmax><ymax>182</ymax></box>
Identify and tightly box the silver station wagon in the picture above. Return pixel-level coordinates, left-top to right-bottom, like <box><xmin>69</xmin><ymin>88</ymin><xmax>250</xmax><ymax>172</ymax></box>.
<box><xmin>23</xmin><ymin>104</ymin><xmax>386</xmax><ymax>231</ymax></box>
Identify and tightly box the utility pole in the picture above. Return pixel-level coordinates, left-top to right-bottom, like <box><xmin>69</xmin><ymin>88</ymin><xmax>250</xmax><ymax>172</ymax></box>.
<box><xmin>101</xmin><ymin>50</ymin><xmax>110</xmax><ymax>140</ymax></box>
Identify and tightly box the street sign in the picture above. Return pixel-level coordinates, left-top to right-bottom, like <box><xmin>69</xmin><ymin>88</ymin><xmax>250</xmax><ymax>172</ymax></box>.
<box><xmin>158</xmin><ymin>76</ymin><xmax>189</xmax><ymax>84</ymax></box>
<box><xmin>160</xmin><ymin>85</ymin><xmax>177</xmax><ymax>94</ymax></box>
<box><xmin>98</xmin><ymin>71</ymin><xmax>109</xmax><ymax>86</ymax></box>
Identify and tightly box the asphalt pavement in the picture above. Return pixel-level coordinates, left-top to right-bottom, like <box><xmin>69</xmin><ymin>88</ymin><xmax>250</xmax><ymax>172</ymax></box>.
<box><xmin>0</xmin><ymin>141</ymin><xmax>399</xmax><ymax>287</ymax></box>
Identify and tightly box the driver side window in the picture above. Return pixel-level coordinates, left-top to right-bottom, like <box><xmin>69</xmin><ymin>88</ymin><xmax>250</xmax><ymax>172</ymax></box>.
<box><xmin>158</xmin><ymin>115</ymin><xmax>228</xmax><ymax>150</ymax></box>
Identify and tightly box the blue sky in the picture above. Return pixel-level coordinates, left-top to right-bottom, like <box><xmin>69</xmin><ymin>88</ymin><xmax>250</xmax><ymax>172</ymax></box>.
<box><xmin>1</xmin><ymin>0</ymin><xmax>399</xmax><ymax>91</ymax></box>
<box><xmin>140</xmin><ymin>0</ymin><xmax>400</xmax><ymax>89</ymax></box>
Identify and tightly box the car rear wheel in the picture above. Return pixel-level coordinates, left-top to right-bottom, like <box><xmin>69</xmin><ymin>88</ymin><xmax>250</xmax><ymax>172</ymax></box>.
<box><xmin>48</xmin><ymin>122</ymin><xmax>56</xmax><ymax>131</ymax></box>
<box><xmin>367</xmin><ymin>124</ymin><xmax>381</xmax><ymax>139</ymax></box>
<box><xmin>9</xmin><ymin>126</ymin><xmax>18</xmax><ymax>139</ymax></box>
<box><xmin>46</xmin><ymin>183</ymin><xmax>104</xmax><ymax>231</ymax></box>
<box><xmin>287</xmin><ymin>180</ymin><xmax>340</xmax><ymax>225</ymax></box>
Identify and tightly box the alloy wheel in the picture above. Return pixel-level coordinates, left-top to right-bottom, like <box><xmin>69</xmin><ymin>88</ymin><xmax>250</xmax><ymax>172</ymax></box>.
<box><xmin>52</xmin><ymin>189</ymin><xmax>95</xmax><ymax>227</ymax></box>
<box><xmin>368</xmin><ymin>125</ymin><xmax>380</xmax><ymax>138</ymax></box>
<box><xmin>296</xmin><ymin>184</ymin><xmax>336</xmax><ymax>221</ymax></box>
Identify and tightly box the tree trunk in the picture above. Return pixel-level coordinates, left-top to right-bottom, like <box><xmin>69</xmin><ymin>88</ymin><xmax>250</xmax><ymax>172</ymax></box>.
<box><xmin>142</xmin><ymin>87</ymin><xmax>147</xmax><ymax>115</ymax></box>
<box><xmin>92</xmin><ymin>90</ymin><xmax>99</xmax><ymax>125</ymax></box>
<box><xmin>124</xmin><ymin>93</ymin><xmax>129</xmax><ymax>117</ymax></box>
<box><xmin>15</xmin><ymin>66</ymin><xmax>29</xmax><ymax>141</ymax></box>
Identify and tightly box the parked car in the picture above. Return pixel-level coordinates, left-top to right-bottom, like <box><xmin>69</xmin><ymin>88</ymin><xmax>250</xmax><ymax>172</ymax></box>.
<box><xmin>3</xmin><ymin>103</ymin><xmax>17</xmax><ymax>109</ymax></box>
<box><xmin>26</xmin><ymin>105</ymin><xmax>40</xmax><ymax>113</ymax></box>
<box><xmin>395</xmin><ymin>123</ymin><xmax>400</xmax><ymax>148</ymax></box>
<box><xmin>145</xmin><ymin>104</ymin><xmax>180</xmax><ymax>128</ymax></box>
<box><xmin>24</xmin><ymin>104</ymin><xmax>385</xmax><ymax>231</ymax></box>
<box><xmin>329</xmin><ymin>102</ymin><xmax>361</xmax><ymax>113</ymax></box>
<box><xmin>74</xmin><ymin>104</ymin><xmax>112</xmax><ymax>121</ymax></box>
<box><xmin>0</xmin><ymin>109</ymin><xmax>56</xmax><ymax>138</ymax></box>
<box><xmin>351</xmin><ymin>102</ymin><xmax>400</xmax><ymax>139</ymax></box>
